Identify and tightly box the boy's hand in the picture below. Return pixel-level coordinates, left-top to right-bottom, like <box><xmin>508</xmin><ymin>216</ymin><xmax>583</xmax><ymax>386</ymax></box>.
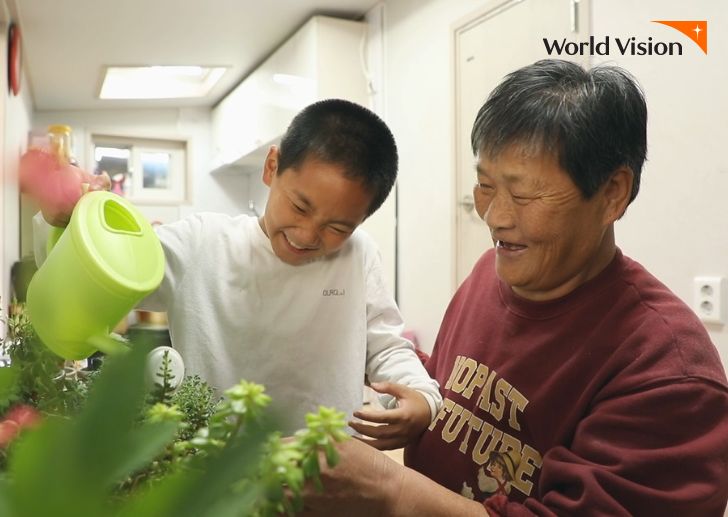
<box><xmin>349</xmin><ymin>382</ymin><xmax>431</xmax><ymax>450</ymax></box>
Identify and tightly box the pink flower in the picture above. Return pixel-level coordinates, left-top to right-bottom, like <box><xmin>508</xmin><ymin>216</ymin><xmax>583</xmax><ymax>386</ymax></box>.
<box><xmin>0</xmin><ymin>405</ymin><xmax>41</xmax><ymax>447</ymax></box>
<box><xmin>19</xmin><ymin>148</ymin><xmax>110</xmax><ymax>226</ymax></box>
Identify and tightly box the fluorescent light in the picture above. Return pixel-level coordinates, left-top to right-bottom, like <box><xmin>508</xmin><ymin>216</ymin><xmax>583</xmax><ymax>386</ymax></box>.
<box><xmin>99</xmin><ymin>66</ymin><xmax>227</xmax><ymax>99</ymax></box>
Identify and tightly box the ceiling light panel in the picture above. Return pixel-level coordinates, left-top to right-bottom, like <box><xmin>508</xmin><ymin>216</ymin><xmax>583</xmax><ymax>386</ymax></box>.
<box><xmin>99</xmin><ymin>66</ymin><xmax>227</xmax><ymax>99</ymax></box>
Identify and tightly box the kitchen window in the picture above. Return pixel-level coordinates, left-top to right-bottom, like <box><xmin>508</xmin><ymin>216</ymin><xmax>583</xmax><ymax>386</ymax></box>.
<box><xmin>91</xmin><ymin>135</ymin><xmax>188</xmax><ymax>204</ymax></box>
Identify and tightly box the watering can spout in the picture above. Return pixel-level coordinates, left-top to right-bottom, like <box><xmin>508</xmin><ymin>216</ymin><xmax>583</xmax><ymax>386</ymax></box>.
<box><xmin>26</xmin><ymin>191</ymin><xmax>165</xmax><ymax>360</ymax></box>
<box><xmin>87</xmin><ymin>334</ymin><xmax>130</xmax><ymax>356</ymax></box>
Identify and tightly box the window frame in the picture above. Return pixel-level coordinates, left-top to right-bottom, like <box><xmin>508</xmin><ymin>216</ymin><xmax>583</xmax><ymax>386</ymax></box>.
<box><xmin>89</xmin><ymin>133</ymin><xmax>190</xmax><ymax>205</ymax></box>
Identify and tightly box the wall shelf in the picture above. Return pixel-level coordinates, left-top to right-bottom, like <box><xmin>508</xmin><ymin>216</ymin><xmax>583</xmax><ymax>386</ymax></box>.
<box><xmin>210</xmin><ymin>137</ymin><xmax>279</xmax><ymax>176</ymax></box>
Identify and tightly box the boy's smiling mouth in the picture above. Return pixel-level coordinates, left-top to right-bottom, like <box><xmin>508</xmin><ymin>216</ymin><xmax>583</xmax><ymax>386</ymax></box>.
<box><xmin>284</xmin><ymin>232</ymin><xmax>319</xmax><ymax>252</ymax></box>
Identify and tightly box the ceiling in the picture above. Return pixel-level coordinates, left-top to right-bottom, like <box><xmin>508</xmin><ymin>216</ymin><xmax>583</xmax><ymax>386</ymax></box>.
<box><xmin>5</xmin><ymin>0</ymin><xmax>379</xmax><ymax>111</ymax></box>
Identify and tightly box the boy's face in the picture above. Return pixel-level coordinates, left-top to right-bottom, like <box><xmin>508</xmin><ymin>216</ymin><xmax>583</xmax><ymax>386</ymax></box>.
<box><xmin>260</xmin><ymin>147</ymin><xmax>374</xmax><ymax>266</ymax></box>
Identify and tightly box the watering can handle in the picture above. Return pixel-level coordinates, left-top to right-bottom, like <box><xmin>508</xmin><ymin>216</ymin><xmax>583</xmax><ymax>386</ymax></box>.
<box><xmin>87</xmin><ymin>334</ymin><xmax>130</xmax><ymax>356</ymax></box>
<box><xmin>44</xmin><ymin>184</ymin><xmax>90</xmax><ymax>256</ymax></box>
<box><xmin>46</xmin><ymin>225</ymin><xmax>65</xmax><ymax>257</ymax></box>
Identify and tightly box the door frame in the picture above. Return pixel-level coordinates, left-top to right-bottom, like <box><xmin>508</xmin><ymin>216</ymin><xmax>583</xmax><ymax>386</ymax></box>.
<box><xmin>451</xmin><ymin>0</ymin><xmax>529</xmax><ymax>293</ymax></box>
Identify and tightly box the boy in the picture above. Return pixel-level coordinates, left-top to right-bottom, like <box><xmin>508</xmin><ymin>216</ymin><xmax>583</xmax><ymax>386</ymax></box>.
<box><xmin>32</xmin><ymin>99</ymin><xmax>441</xmax><ymax>439</ymax></box>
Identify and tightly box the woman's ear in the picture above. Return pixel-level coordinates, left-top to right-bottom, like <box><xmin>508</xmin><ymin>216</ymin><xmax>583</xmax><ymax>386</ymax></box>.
<box><xmin>262</xmin><ymin>146</ymin><xmax>279</xmax><ymax>187</ymax></box>
<box><xmin>602</xmin><ymin>166</ymin><xmax>634</xmax><ymax>223</ymax></box>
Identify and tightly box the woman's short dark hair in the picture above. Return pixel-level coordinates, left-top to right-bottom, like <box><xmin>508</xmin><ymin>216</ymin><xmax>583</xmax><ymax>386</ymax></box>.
<box><xmin>471</xmin><ymin>59</ymin><xmax>647</xmax><ymax>204</ymax></box>
<box><xmin>278</xmin><ymin>98</ymin><xmax>398</xmax><ymax>216</ymax></box>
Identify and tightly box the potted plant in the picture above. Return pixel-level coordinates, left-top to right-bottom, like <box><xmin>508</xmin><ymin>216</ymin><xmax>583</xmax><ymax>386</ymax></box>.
<box><xmin>0</xmin><ymin>305</ymin><xmax>347</xmax><ymax>516</ymax></box>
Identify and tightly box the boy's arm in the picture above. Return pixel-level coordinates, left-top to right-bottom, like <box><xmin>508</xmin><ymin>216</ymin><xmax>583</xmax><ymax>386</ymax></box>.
<box><xmin>136</xmin><ymin>214</ymin><xmax>205</xmax><ymax>312</ymax></box>
<box><xmin>32</xmin><ymin>212</ymin><xmax>53</xmax><ymax>269</ymax></box>
<box><xmin>359</xmin><ymin>239</ymin><xmax>442</xmax><ymax>447</ymax></box>
<box><xmin>363</xmin><ymin>254</ymin><xmax>441</xmax><ymax>410</ymax></box>
<box><xmin>31</xmin><ymin>208</ymin><xmax>203</xmax><ymax>314</ymax></box>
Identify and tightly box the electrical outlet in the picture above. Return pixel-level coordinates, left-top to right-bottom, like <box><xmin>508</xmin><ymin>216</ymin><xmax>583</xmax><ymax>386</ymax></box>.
<box><xmin>693</xmin><ymin>276</ymin><xmax>724</xmax><ymax>324</ymax></box>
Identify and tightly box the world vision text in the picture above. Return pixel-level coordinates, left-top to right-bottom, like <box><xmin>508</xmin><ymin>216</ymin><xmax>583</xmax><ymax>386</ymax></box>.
<box><xmin>543</xmin><ymin>36</ymin><xmax>683</xmax><ymax>56</ymax></box>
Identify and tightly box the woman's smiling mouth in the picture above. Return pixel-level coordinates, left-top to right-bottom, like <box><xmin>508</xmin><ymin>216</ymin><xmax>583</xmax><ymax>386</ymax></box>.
<box><xmin>496</xmin><ymin>240</ymin><xmax>527</xmax><ymax>252</ymax></box>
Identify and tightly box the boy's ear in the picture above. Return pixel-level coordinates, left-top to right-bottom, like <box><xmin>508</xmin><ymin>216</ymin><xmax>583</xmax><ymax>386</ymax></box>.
<box><xmin>262</xmin><ymin>146</ymin><xmax>279</xmax><ymax>187</ymax></box>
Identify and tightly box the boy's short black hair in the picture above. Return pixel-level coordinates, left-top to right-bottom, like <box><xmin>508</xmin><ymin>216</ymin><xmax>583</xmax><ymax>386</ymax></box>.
<box><xmin>278</xmin><ymin>98</ymin><xmax>398</xmax><ymax>216</ymax></box>
<box><xmin>471</xmin><ymin>59</ymin><xmax>647</xmax><ymax>205</ymax></box>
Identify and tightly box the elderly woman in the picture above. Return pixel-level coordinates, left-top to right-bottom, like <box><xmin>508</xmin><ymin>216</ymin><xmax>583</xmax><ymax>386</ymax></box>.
<box><xmin>300</xmin><ymin>60</ymin><xmax>728</xmax><ymax>516</ymax></box>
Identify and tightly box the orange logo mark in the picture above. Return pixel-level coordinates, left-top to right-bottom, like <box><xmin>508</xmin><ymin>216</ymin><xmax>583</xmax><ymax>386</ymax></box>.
<box><xmin>652</xmin><ymin>20</ymin><xmax>707</xmax><ymax>54</ymax></box>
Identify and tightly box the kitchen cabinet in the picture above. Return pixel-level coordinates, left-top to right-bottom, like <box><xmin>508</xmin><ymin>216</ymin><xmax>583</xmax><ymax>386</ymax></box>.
<box><xmin>210</xmin><ymin>16</ymin><xmax>368</xmax><ymax>174</ymax></box>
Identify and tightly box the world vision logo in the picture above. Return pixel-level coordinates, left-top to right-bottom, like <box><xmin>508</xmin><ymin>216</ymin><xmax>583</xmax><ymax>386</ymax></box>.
<box><xmin>652</xmin><ymin>20</ymin><xmax>707</xmax><ymax>54</ymax></box>
<box><xmin>543</xmin><ymin>20</ymin><xmax>708</xmax><ymax>56</ymax></box>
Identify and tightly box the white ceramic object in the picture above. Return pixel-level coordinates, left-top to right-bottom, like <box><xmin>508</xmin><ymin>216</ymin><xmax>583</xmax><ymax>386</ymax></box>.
<box><xmin>145</xmin><ymin>346</ymin><xmax>185</xmax><ymax>390</ymax></box>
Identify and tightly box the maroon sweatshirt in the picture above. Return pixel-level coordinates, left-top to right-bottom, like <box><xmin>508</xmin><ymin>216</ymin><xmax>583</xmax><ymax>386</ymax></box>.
<box><xmin>406</xmin><ymin>249</ymin><xmax>728</xmax><ymax>516</ymax></box>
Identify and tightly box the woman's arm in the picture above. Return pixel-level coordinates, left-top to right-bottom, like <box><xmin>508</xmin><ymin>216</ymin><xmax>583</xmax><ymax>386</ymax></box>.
<box><xmin>300</xmin><ymin>438</ymin><xmax>489</xmax><ymax>516</ymax></box>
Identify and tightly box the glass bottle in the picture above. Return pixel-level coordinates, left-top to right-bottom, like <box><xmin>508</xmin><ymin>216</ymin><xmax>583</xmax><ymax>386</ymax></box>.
<box><xmin>47</xmin><ymin>124</ymin><xmax>78</xmax><ymax>165</ymax></box>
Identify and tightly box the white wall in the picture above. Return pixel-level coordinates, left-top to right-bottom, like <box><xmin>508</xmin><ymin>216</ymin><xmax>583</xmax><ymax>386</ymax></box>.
<box><xmin>32</xmin><ymin>108</ymin><xmax>250</xmax><ymax>226</ymax></box>
<box><xmin>1</xmin><ymin>19</ymin><xmax>33</xmax><ymax>322</ymax></box>
<box><xmin>590</xmin><ymin>0</ymin><xmax>728</xmax><ymax>368</ymax></box>
<box><xmin>0</xmin><ymin>20</ymin><xmax>6</xmax><ymax>323</ymax></box>
<box><xmin>3</xmin><ymin>73</ymin><xmax>33</xmax><ymax>306</ymax></box>
<box><xmin>383</xmin><ymin>0</ymin><xmax>487</xmax><ymax>351</ymax></box>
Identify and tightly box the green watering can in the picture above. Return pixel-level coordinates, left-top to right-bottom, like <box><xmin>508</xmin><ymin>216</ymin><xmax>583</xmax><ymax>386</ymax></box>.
<box><xmin>26</xmin><ymin>191</ymin><xmax>165</xmax><ymax>360</ymax></box>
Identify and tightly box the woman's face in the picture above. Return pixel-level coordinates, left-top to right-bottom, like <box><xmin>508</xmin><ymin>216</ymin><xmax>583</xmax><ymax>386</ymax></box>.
<box><xmin>474</xmin><ymin>144</ymin><xmax>620</xmax><ymax>301</ymax></box>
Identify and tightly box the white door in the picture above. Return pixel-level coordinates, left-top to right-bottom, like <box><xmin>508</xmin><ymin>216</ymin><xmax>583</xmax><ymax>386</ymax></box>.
<box><xmin>454</xmin><ymin>0</ymin><xmax>590</xmax><ymax>286</ymax></box>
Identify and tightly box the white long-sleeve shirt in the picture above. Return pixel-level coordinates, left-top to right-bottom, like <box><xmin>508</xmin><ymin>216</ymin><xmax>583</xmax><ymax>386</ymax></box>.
<box><xmin>146</xmin><ymin>213</ymin><xmax>441</xmax><ymax>432</ymax></box>
<box><xmin>34</xmin><ymin>211</ymin><xmax>440</xmax><ymax>433</ymax></box>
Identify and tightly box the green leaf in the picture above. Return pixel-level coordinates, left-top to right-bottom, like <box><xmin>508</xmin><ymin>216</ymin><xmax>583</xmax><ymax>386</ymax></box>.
<box><xmin>324</xmin><ymin>442</ymin><xmax>339</xmax><ymax>466</ymax></box>
<box><xmin>197</xmin><ymin>486</ymin><xmax>259</xmax><ymax>517</ymax></box>
<box><xmin>0</xmin><ymin>340</ymin><xmax>164</xmax><ymax>516</ymax></box>
<box><xmin>301</xmin><ymin>454</ymin><xmax>321</xmax><ymax>482</ymax></box>
<box><xmin>106</xmin><ymin>420</ymin><xmax>179</xmax><ymax>485</ymax></box>
<box><xmin>5</xmin><ymin>418</ymin><xmax>108</xmax><ymax>516</ymax></box>
<box><xmin>116</xmin><ymin>422</ymin><xmax>268</xmax><ymax>517</ymax></box>
<box><xmin>0</xmin><ymin>366</ymin><xmax>20</xmax><ymax>408</ymax></box>
<box><xmin>70</xmin><ymin>342</ymin><xmax>153</xmax><ymax>492</ymax></box>
<box><xmin>0</xmin><ymin>475</ymin><xmax>15</xmax><ymax>517</ymax></box>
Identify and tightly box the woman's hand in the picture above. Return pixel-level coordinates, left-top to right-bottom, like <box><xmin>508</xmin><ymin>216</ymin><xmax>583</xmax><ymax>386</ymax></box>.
<box><xmin>296</xmin><ymin>437</ymin><xmax>491</xmax><ymax>517</ymax></box>
<box><xmin>296</xmin><ymin>438</ymin><xmax>401</xmax><ymax>516</ymax></box>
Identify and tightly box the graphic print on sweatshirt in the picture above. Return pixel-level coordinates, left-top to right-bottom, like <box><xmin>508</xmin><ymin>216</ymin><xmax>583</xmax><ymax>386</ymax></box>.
<box><xmin>428</xmin><ymin>354</ymin><xmax>542</xmax><ymax>504</ymax></box>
